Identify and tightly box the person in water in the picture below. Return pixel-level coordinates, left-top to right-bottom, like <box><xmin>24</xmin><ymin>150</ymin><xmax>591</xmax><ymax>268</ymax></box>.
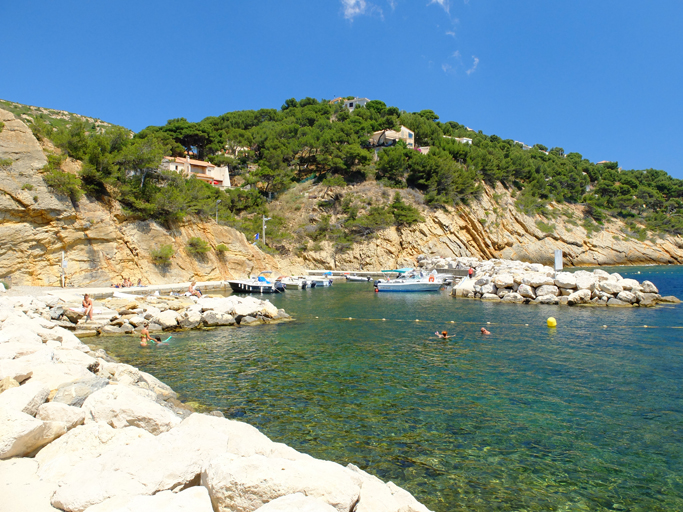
<box><xmin>435</xmin><ymin>331</ymin><xmax>454</xmax><ymax>339</ymax></box>
<box><xmin>480</xmin><ymin>327</ymin><xmax>491</xmax><ymax>335</ymax></box>
<box><xmin>140</xmin><ymin>323</ymin><xmax>153</xmax><ymax>347</ymax></box>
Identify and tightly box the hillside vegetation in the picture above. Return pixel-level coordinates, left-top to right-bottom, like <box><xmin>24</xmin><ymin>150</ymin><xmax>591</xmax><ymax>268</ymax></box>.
<box><xmin>15</xmin><ymin>96</ymin><xmax>683</xmax><ymax>253</ymax></box>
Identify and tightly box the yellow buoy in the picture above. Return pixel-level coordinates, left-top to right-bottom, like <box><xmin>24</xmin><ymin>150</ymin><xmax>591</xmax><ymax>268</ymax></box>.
<box><xmin>547</xmin><ymin>317</ymin><xmax>557</xmax><ymax>328</ymax></box>
<box><xmin>450</xmin><ymin>320</ymin><xmax>455</xmax><ymax>323</ymax></box>
<box><xmin>382</xmin><ymin>318</ymin><xmax>386</xmax><ymax>321</ymax></box>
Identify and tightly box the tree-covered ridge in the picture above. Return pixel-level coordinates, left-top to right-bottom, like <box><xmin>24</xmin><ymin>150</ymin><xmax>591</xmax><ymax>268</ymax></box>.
<box><xmin>27</xmin><ymin>95</ymin><xmax>683</xmax><ymax>248</ymax></box>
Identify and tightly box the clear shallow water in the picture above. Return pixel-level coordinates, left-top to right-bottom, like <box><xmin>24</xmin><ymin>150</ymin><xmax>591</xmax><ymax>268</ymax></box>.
<box><xmin>95</xmin><ymin>266</ymin><xmax>683</xmax><ymax>512</ymax></box>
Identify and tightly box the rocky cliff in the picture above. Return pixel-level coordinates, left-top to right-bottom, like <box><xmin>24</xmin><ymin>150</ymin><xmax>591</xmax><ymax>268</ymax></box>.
<box><xmin>274</xmin><ymin>181</ymin><xmax>683</xmax><ymax>272</ymax></box>
<box><xmin>0</xmin><ymin>109</ymin><xmax>279</xmax><ymax>287</ymax></box>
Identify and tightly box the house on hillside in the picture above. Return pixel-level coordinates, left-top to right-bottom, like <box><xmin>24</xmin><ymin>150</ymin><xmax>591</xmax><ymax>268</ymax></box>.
<box><xmin>329</xmin><ymin>97</ymin><xmax>344</xmax><ymax>105</ymax></box>
<box><xmin>161</xmin><ymin>156</ymin><xmax>231</xmax><ymax>189</ymax></box>
<box><xmin>444</xmin><ymin>136</ymin><xmax>473</xmax><ymax>145</ymax></box>
<box><xmin>344</xmin><ymin>97</ymin><xmax>369</xmax><ymax>112</ymax></box>
<box><xmin>369</xmin><ymin>125</ymin><xmax>415</xmax><ymax>149</ymax></box>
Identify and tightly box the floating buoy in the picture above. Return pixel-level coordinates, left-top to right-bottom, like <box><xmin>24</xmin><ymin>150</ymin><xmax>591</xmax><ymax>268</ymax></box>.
<box><xmin>415</xmin><ymin>319</ymin><xmax>419</xmax><ymax>322</ymax></box>
<box><xmin>487</xmin><ymin>321</ymin><xmax>491</xmax><ymax>325</ymax></box>
<box><xmin>348</xmin><ymin>317</ymin><xmax>353</xmax><ymax>320</ymax></box>
<box><xmin>450</xmin><ymin>320</ymin><xmax>455</xmax><ymax>323</ymax></box>
<box><xmin>547</xmin><ymin>317</ymin><xmax>557</xmax><ymax>328</ymax></box>
<box><xmin>643</xmin><ymin>325</ymin><xmax>648</xmax><ymax>328</ymax></box>
<box><xmin>315</xmin><ymin>316</ymin><xmax>319</xmax><ymax>319</ymax></box>
<box><xmin>603</xmin><ymin>325</ymin><xmax>607</xmax><ymax>328</ymax></box>
<box><xmin>525</xmin><ymin>324</ymin><xmax>529</xmax><ymax>326</ymax></box>
<box><xmin>382</xmin><ymin>318</ymin><xmax>386</xmax><ymax>321</ymax></box>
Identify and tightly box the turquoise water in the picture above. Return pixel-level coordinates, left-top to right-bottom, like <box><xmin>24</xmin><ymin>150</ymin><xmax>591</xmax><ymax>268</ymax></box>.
<box><xmin>95</xmin><ymin>266</ymin><xmax>683</xmax><ymax>511</ymax></box>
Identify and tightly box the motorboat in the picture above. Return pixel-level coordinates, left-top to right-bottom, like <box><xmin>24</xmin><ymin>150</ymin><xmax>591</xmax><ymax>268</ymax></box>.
<box><xmin>373</xmin><ymin>269</ymin><xmax>444</xmax><ymax>292</ymax></box>
<box><xmin>228</xmin><ymin>271</ymin><xmax>286</xmax><ymax>294</ymax></box>
<box><xmin>344</xmin><ymin>273</ymin><xmax>372</xmax><ymax>282</ymax></box>
<box><xmin>278</xmin><ymin>276</ymin><xmax>308</xmax><ymax>289</ymax></box>
<box><xmin>307</xmin><ymin>271</ymin><xmax>333</xmax><ymax>287</ymax></box>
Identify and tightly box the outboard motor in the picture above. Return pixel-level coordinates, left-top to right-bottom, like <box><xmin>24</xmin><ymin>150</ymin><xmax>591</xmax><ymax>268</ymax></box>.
<box><xmin>275</xmin><ymin>282</ymin><xmax>286</xmax><ymax>293</ymax></box>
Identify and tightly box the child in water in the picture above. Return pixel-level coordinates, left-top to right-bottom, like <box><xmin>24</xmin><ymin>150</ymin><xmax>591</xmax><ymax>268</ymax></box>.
<box><xmin>435</xmin><ymin>331</ymin><xmax>454</xmax><ymax>339</ymax></box>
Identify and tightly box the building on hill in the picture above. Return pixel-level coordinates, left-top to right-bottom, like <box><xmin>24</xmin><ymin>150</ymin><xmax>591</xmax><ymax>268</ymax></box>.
<box><xmin>329</xmin><ymin>97</ymin><xmax>344</xmax><ymax>105</ymax></box>
<box><xmin>444</xmin><ymin>136</ymin><xmax>473</xmax><ymax>145</ymax></box>
<box><xmin>344</xmin><ymin>97</ymin><xmax>369</xmax><ymax>112</ymax></box>
<box><xmin>368</xmin><ymin>125</ymin><xmax>415</xmax><ymax>149</ymax></box>
<box><xmin>161</xmin><ymin>156</ymin><xmax>231</xmax><ymax>189</ymax></box>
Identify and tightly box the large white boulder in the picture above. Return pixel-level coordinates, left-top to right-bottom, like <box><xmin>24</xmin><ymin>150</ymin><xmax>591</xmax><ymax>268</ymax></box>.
<box><xmin>617</xmin><ymin>291</ymin><xmax>637</xmax><ymax>304</ymax></box>
<box><xmin>0</xmin><ymin>406</ymin><xmax>66</xmax><ymax>459</ymax></box>
<box><xmin>153</xmin><ymin>310</ymin><xmax>179</xmax><ymax>330</ymax></box>
<box><xmin>618</xmin><ymin>278</ymin><xmax>641</xmax><ymax>291</ymax></box>
<box><xmin>83</xmin><ymin>486</ymin><xmax>214</xmax><ymax>512</ymax></box>
<box><xmin>36</xmin><ymin>423</ymin><xmax>153</xmax><ymax>483</ymax></box>
<box><xmin>29</xmin><ymin>362</ymin><xmax>95</xmax><ymax>392</ymax></box>
<box><xmin>554</xmin><ymin>273</ymin><xmax>577</xmax><ymax>289</ymax></box>
<box><xmin>575</xmin><ymin>273</ymin><xmax>597</xmax><ymax>290</ymax></box>
<box><xmin>0</xmin><ymin>358</ymin><xmax>33</xmax><ymax>383</ymax></box>
<box><xmin>202</xmin><ymin>454</ymin><xmax>362</xmax><ymax>512</ymax></box>
<box><xmin>501</xmin><ymin>292</ymin><xmax>525</xmax><ymax>303</ymax></box>
<box><xmin>0</xmin><ymin>380</ymin><xmax>50</xmax><ymax>416</ymax></box>
<box><xmin>641</xmin><ymin>280</ymin><xmax>659</xmax><ymax>293</ymax></box>
<box><xmin>535</xmin><ymin>285</ymin><xmax>559</xmax><ymax>297</ymax></box>
<box><xmin>535</xmin><ymin>295</ymin><xmax>559</xmax><ymax>305</ymax></box>
<box><xmin>480</xmin><ymin>283</ymin><xmax>497</xmax><ymax>295</ymax></box>
<box><xmin>517</xmin><ymin>284</ymin><xmax>536</xmax><ymax>299</ymax></box>
<box><xmin>599</xmin><ymin>281</ymin><xmax>623</xmax><ymax>295</ymax></box>
<box><xmin>346</xmin><ymin>464</ymin><xmax>431</xmax><ymax>512</ymax></box>
<box><xmin>567</xmin><ymin>289</ymin><xmax>592</xmax><ymax>306</ymax></box>
<box><xmin>492</xmin><ymin>273</ymin><xmax>514</xmax><ymax>289</ymax></box>
<box><xmin>522</xmin><ymin>273</ymin><xmax>555</xmax><ymax>287</ymax></box>
<box><xmin>481</xmin><ymin>293</ymin><xmax>500</xmax><ymax>301</ymax></box>
<box><xmin>254</xmin><ymin>493</ymin><xmax>337</xmax><ymax>512</ymax></box>
<box><xmin>0</xmin><ymin>341</ymin><xmax>42</xmax><ymax>360</ymax></box>
<box><xmin>81</xmin><ymin>385</ymin><xmax>180</xmax><ymax>435</ymax></box>
<box><xmin>52</xmin><ymin>376</ymin><xmax>109</xmax><ymax>407</ymax></box>
<box><xmin>53</xmin><ymin>349</ymin><xmax>98</xmax><ymax>369</ymax></box>
<box><xmin>37</xmin><ymin>402</ymin><xmax>85</xmax><ymax>430</ymax></box>
<box><xmin>51</xmin><ymin>414</ymin><xmax>270</xmax><ymax>512</ymax></box>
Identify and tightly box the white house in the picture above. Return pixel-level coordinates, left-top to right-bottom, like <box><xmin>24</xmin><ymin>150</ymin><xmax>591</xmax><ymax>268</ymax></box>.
<box><xmin>368</xmin><ymin>125</ymin><xmax>415</xmax><ymax>149</ymax></box>
<box><xmin>161</xmin><ymin>156</ymin><xmax>231</xmax><ymax>189</ymax></box>
<box><xmin>344</xmin><ymin>97</ymin><xmax>370</xmax><ymax>112</ymax></box>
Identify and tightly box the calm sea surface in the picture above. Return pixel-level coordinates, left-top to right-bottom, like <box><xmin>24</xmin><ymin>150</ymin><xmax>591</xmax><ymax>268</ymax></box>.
<box><xmin>95</xmin><ymin>266</ymin><xmax>683</xmax><ymax>512</ymax></box>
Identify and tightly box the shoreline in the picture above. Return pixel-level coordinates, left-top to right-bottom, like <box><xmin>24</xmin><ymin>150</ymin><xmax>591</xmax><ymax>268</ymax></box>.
<box><xmin>0</xmin><ymin>291</ymin><xmax>434</xmax><ymax>512</ymax></box>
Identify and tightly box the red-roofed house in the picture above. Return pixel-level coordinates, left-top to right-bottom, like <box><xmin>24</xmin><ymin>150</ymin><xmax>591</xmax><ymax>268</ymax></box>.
<box><xmin>161</xmin><ymin>156</ymin><xmax>231</xmax><ymax>189</ymax></box>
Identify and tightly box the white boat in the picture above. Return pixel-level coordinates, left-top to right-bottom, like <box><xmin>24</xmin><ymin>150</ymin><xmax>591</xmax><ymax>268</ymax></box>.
<box><xmin>228</xmin><ymin>271</ymin><xmax>286</xmax><ymax>294</ymax></box>
<box><xmin>373</xmin><ymin>269</ymin><xmax>444</xmax><ymax>292</ymax></box>
<box><xmin>345</xmin><ymin>274</ymin><xmax>372</xmax><ymax>282</ymax></box>
<box><xmin>278</xmin><ymin>276</ymin><xmax>308</xmax><ymax>289</ymax></box>
<box><xmin>307</xmin><ymin>276</ymin><xmax>333</xmax><ymax>287</ymax></box>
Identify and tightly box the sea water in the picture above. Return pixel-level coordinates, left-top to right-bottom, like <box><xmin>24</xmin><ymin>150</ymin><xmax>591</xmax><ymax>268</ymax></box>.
<box><xmin>96</xmin><ymin>266</ymin><xmax>683</xmax><ymax>511</ymax></box>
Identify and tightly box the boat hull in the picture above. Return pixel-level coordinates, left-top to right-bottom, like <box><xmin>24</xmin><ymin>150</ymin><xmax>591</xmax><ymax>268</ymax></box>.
<box><xmin>228</xmin><ymin>281</ymin><xmax>285</xmax><ymax>294</ymax></box>
<box><xmin>375</xmin><ymin>281</ymin><xmax>443</xmax><ymax>292</ymax></box>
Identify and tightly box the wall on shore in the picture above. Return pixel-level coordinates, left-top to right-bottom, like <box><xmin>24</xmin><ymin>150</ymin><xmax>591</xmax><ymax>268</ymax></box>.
<box><xmin>0</xmin><ymin>108</ymin><xmax>279</xmax><ymax>287</ymax></box>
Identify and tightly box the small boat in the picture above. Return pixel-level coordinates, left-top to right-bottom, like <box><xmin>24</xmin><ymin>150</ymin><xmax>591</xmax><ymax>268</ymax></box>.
<box><xmin>278</xmin><ymin>276</ymin><xmax>308</xmax><ymax>289</ymax></box>
<box><xmin>374</xmin><ymin>269</ymin><xmax>444</xmax><ymax>292</ymax></box>
<box><xmin>307</xmin><ymin>271</ymin><xmax>333</xmax><ymax>287</ymax></box>
<box><xmin>345</xmin><ymin>273</ymin><xmax>372</xmax><ymax>282</ymax></box>
<box><xmin>228</xmin><ymin>271</ymin><xmax>286</xmax><ymax>294</ymax></box>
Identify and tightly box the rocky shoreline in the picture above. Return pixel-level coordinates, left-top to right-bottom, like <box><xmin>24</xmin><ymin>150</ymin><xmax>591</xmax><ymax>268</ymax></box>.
<box><xmin>416</xmin><ymin>255</ymin><xmax>681</xmax><ymax>307</ymax></box>
<box><xmin>0</xmin><ymin>294</ymin><xmax>432</xmax><ymax>512</ymax></box>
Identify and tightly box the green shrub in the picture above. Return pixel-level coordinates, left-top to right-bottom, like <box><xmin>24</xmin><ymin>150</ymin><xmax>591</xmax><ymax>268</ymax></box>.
<box><xmin>215</xmin><ymin>243</ymin><xmax>228</xmax><ymax>252</ymax></box>
<box><xmin>0</xmin><ymin>158</ymin><xmax>12</xmax><ymax>169</ymax></box>
<box><xmin>21</xmin><ymin>183</ymin><xmax>34</xmax><ymax>191</ymax></box>
<box><xmin>42</xmin><ymin>168</ymin><xmax>83</xmax><ymax>201</ymax></box>
<box><xmin>389</xmin><ymin>192</ymin><xmax>423</xmax><ymax>226</ymax></box>
<box><xmin>151</xmin><ymin>245</ymin><xmax>174</xmax><ymax>266</ymax></box>
<box><xmin>186</xmin><ymin>237</ymin><xmax>210</xmax><ymax>255</ymax></box>
<box><xmin>0</xmin><ymin>279</ymin><xmax>10</xmax><ymax>290</ymax></box>
<box><xmin>0</xmin><ymin>121</ymin><xmax>4</xmax><ymax>133</ymax></box>
<box><xmin>536</xmin><ymin>220</ymin><xmax>555</xmax><ymax>234</ymax></box>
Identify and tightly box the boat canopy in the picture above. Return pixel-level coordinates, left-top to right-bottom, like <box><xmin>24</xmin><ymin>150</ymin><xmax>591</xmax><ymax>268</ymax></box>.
<box><xmin>381</xmin><ymin>267</ymin><xmax>414</xmax><ymax>274</ymax></box>
<box><xmin>257</xmin><ymin>276</ymin><xmax>271</xmax><ymax>283</ymax></box>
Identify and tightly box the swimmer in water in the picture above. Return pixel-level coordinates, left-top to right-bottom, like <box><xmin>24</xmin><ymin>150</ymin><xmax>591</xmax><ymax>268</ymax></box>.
<box><xmin>435</xmin><ymin>331</ymin><xmax>454</xmax><ymax>339</ymax></box>
<box><xmin>140</xmin><ymin>323</ymin><xmax>153</xmax><ymax>347</ymax></box>
<box><xmin>480</xmin><ymin>327</ymin><xmax>491</xmax><ymax>335</ymax></box>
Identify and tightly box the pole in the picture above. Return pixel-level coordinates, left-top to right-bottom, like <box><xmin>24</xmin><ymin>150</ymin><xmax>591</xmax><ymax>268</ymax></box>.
<box><xmin>262</xmin><ymin>215</ymin><xmax>266</xmax><ymax>247</ymax></box>
<box><xmin>216</xmin><ymin>199</ymin><xmax>221</xmax><ymax>224</ymax></box>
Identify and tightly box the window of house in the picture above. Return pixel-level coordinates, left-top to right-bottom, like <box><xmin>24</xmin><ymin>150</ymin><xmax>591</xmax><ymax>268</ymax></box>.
<box><xmin>408</xmin><ymin>133</ymin><xmax>413</xmax><ymax>138</ymax></box>
<box><xmin>349</xmin><ymin>103</ymin><xmax>354</xmax><ymax>108</ymax></box>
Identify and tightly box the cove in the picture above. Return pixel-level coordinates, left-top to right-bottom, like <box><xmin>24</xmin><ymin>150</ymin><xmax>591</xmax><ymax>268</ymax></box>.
<box><xmin>95</xmin><ymin>265</ymin><xmax>683</xmax><ymax>512</ymax></box>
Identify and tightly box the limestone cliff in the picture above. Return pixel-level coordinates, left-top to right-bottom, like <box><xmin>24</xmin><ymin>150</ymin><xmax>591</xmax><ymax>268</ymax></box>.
<box><xmin>0</xmin><ymin>109</ymin><xmax>279</xmax><ymax>286</ymax></box>
<box><xmin>272</xmin><ymin>181</ymin><xmax>683</xmax><ymax>272</ymax></box>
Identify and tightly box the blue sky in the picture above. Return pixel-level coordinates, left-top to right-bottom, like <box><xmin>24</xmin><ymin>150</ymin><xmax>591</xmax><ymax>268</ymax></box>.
<box><xmin>1</xmin><ymin>1</ymin><xmax>682</xmax><ymax>177</ymax></box>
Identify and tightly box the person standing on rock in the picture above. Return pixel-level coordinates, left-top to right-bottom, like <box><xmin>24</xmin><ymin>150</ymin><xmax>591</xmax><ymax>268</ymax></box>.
<box><xmin>468</xmin><ymin>267</ymin><xmax>474</xmax><ymax>279</ymax></box>
<box><xmin>82</xmin><ymin>294</ymin><xmax>94</xmax><ymax>323</ymax></box>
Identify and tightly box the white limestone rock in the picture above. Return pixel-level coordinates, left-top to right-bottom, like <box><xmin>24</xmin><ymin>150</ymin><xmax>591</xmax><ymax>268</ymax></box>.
<box><xmin>501</xmin><ymin>292</ymin><xmax>525</xmax><ymax>303</ymax></box>
<box><xmin>346</xmin><ymin>463</ymin><xmax>432</xmax><ymax>512</ymax></box>
<box><xmin>492</xmin><ymin>273</ymin><xmax>514</xmax><ymax>289</ymax></box>
<box><xmin>617</xmin><ymin>291</ymin><xmax>637</xmax><ymax>304</ymax></box>
<box><xmin>0</xmin><ymin>341</ymin><xmax>42</xmax><ymax>360</ymax></box>
<box><xmin>37</xmin><ymin>402</ymin><xmax>85</xmax><ymax>430</ymax></box>
<box><xmin>54</xmin><ymin>348</ymin><xmax>98</xmax><ymax>369</ymax></box>
<box><xmin>152</xmin><ymin>310</ymin><xmax>179</xmax><ymax>330</ymax></box>
<box><xmin>618</xmin><ymin>278</ymin><xmax>641</xmax><ymax>291</ymax></box>
<box><xmin>36</xmin><ymin>423</ymin><xmax>153</xmax><ymax>483</ymax></box>
<box><xmin>554</xmin><ymin>273</ymin><xmax>577</xmax><ymax>289</ymax></box>
<box><xmin>517</xmin><ymin>284</ymin><xmax>536</xmax><ymax>299</ymax></box>
<box><xmin>0</xmin><ymin>359</ymin><xmax>33</xmax><ymax>383</ymax></box>
<box><xmin>480</xmin><ymin>283</ymin><xmax>497</xmax><ymax>295</ymax></box>
<box><xmin>179</xmin><ymin>311</ymin><xmax>202</xmax><ymax>329</ymax></box>
<box><xmin>575</xmin><ymin>273</ymin><xmax>597</xmax><ymax>290</ymax></box>
<box><xmin>535</xmin><ymin>285</ymin><xmax>559</xmax><ymax>297</ymax></box>
<box><xmin>522</xmin><ymin>273</ymin><xmax>555</xmax><ymax>288</ymax></box>
<box><xmin>81</xmin><ymin>385</ymin><xmax>181</xmax><ymax>434</ymax></box>
<box><xmin>201</xmin><ymin>454</ymin><xmax>362</xmax><ymax>512</ymax></box>
<box><xmin>29</xmin><ymin>362</ymin><xmax>95</xmax><ymax>392</ymax></box>
<box><xmin>0</xmin><ymin>406</ymin><xmax>66</xmax><ymax>459</ymax></box>
<box><xmin>51</xmin><ymin>376</ymin><xmax>109</xmax><ymax>407</ymax></box>
<box><xmin>535</xmin><ymin>295</ymin><xmax>560</xmax><ymax>305</ymax></box>
<box><xmin>641</xmin><ymin>280</ymin><xmax>659</xmax><ymax>293</ymax></box>
<box><xmin>254</xmin><ymin>493</ymin><xmax>337</xmax><ymax>512</ymax></box>
<box><xmin>567</xmin><ymin>289</ymin><xmax>592</xmax><ymax>306</ymax></box>
<box><xmin>0</xmin><ymin>457</ymin><xmax>60</xmax><ymax>512</ymax></box>
<box><xmin>599</xmin><ymin>281</ymin><xmax>624</xmax><ymax>295</ymax></box>
<box><xmin>0</xmin><ymin>380</ymin><xmax>50</xmax><ymax>416</ymax></box>
<box><xmin>481</xmin><ymin>293</ymin><xmax>500</xmax><ymax>301</ymax></box>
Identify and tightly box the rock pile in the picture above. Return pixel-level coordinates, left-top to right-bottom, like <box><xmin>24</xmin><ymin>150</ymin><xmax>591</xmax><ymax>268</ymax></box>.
<box><xmin>3</xmin><ymin>293</ymin><xmax>292</xmax><ymax>337</ymax></box>
<box><xmin>446</xmin><ymin>257</ymin><xmax>680</xmax><ymax>307</ymax></box>
<box><xmin>0</xmin><ymin>297</ymin><xmax>432</xmax><ymax>511</ymax></box>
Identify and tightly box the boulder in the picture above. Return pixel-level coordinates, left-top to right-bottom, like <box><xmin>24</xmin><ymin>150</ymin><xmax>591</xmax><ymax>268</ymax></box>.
<box><xmin>659</xmin><ymin>295</ymin><xmax>681</xmax><ymax>304</ymax></box>
<box><xmin>492</xmin><ymin>273</ymin><xmax>514</xmax><ymax>289</ymax></box>
<box><xmin>554</xmin><ymin>273</ymin><xmax>577</xmax><ymax>289</ymax></box>
<box><xmin>36</xmin><ymin>423</ymin><xmax>153</xmax><ymax>483</ymax></box>
<box><xmin>37</xmin><ymin>402</ymin><xmax>85</xmax><ymax>430</ymax></box>
<box><xmin>239</xmin><ymin>315</ymin><xmax>262</xmax><ymax>326</ymax></box>
<box><xmin>641</xmin><ymin>281</ymin><xmax>659</xmax><ymax>293</ymax></box>
<box><xmin>0</xmin><ymin>457</ymin><xmax>60</xmax><ymax>512</ymax></box>
<box><xmin>345</xmin><ymin>464</ymin><xmax>431</xmax><ymax>512</ymax></box>
<box><xmin>599</xmin><ymin>281</ymin><xmax>623</xmax><ymax>295</ymax></box>
<box><xmin>517</xmin><ymin>284</ymin><xmax>535</xmax><ymax>299</ymax></box>
<box><xmin>0</xmin><ymin>380</ymin><xmax>50</xmax><ymax>416</ymax></box>
<box><xmin>522</xmin><ymin>273</ymin><xmax>555</xmax><ymax>287</ymax></box>
<box><xmin>575</xmin><ymin>274</ymin><xmax>596</xmax><ymax>290</ymax></box>
<box><xmin>139</xmin><ymin>371</ymin><xmax>177</xmax><ymax>401</ymax></box>
<box><xmin>558</xmin><ymin>296</ymin><xmax>569</xmax><ymax>305</ymax></box>
<box><xmin>54</xmin><ymin>349</ymin><xmax>98</xmax><ymax>370</ymax></box>
<box><xmin>535</xmin><ymin>285</ymin><xmax>559</xmax><ymax>297</ymax></box>
<box><xmin>617</xmin><ymin>291</ymin><xmax>637</xmax><ymax>304</ymax></box>
<box><xmin>535</xmin><ymin>295</ymin><xmax>559</xmax><ymax>305</ymax></box>
<box><xmin>501</xmin><ymin>292</ymin><xmax>525</xmax><ymax>303</ymax></box>
<box><xmin>127</xmin><ymin>315</ymin><xmax>146</xmax><ymax>327</ymax></box>
<box><xmin>567</xmin><ymin>289</ymin><xmax>592</xmax><ymax>306</ymax></box>
<box><xmin>29</xmin><ymin>362</ymin><xmax>95</xmax><ymax>392</ymax></box>
<box><xmin>64</xmin><ymin>309</ymin><xmax>85</xmax><ymax>324</ymax></box>
<box><xmin>153</xmin><ymin>310</ymin><xmax>179</xmax><ymax>330</ymax></box>
<box><xmin>607</xmin><ymin>298</ymin><xmax>631</xmax><ymax>307</ymax></box>
<box><xmin>635</xmin><ymin>292</ymin><xmax>658</xmax><ymax>307</ymax></box>
<box><xmin>474</xmin><ymin>277</ymin><xmax>490</xmax><ymax>286</ymax></box>
<box><xmin>480</xmin><ymin>293</ymin><xmax>500</xmax><ymax>301</ymax></box>
<box><xmin>179</xmin><ymin>312</ymin><xmax>202</xmax><ymax>329</ymax></box>
<box><xmin>618</xmin><ymin>279</ymin><xmax>641</xmax><ymax>291</ymax></box>
<box><xmin>254</xmin><ymin>493</ymin><xmax>337</xmax><ymax>512</ymax></box>
<box><xmin>51</xmin><ymin>413</ymin><xmax>293</xmax><ymax>512</ymax></box>
<box><xmin>81</xmin><ymin>385</ymin><xmax>181</xmax><ymax>435</ymax></box>
<box><xmin>202</xmin><ymin>454</ymin><xmax>362</xmax><ymax>512</ymax></box>
<box><xmin>84</xmin><ymin>487</ymin><xmax>214</xmax><ymax>512</ymax></box>
<box><xmin>0</xmin><ymin>341</ymin><xmax>42</xmax><ymax>360</ymax></box>
<box><xmin>0</xmin><ymin>406</ymin><xmax>66</xmax><ymax>459</ymax></box>
<box><xmin>0</xmin><ymin>359</ymin><xmax>33</xmax><ymax>383</ymax></box>
<box><xmin>52</xmin><ymin>376</ymin><xmax>109</xmax><ymax>407</ymax></box>
<box><xmin>480</xmin><ymin>283</ymin><xmax>497</xmax><ymax>295</ymax></box>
